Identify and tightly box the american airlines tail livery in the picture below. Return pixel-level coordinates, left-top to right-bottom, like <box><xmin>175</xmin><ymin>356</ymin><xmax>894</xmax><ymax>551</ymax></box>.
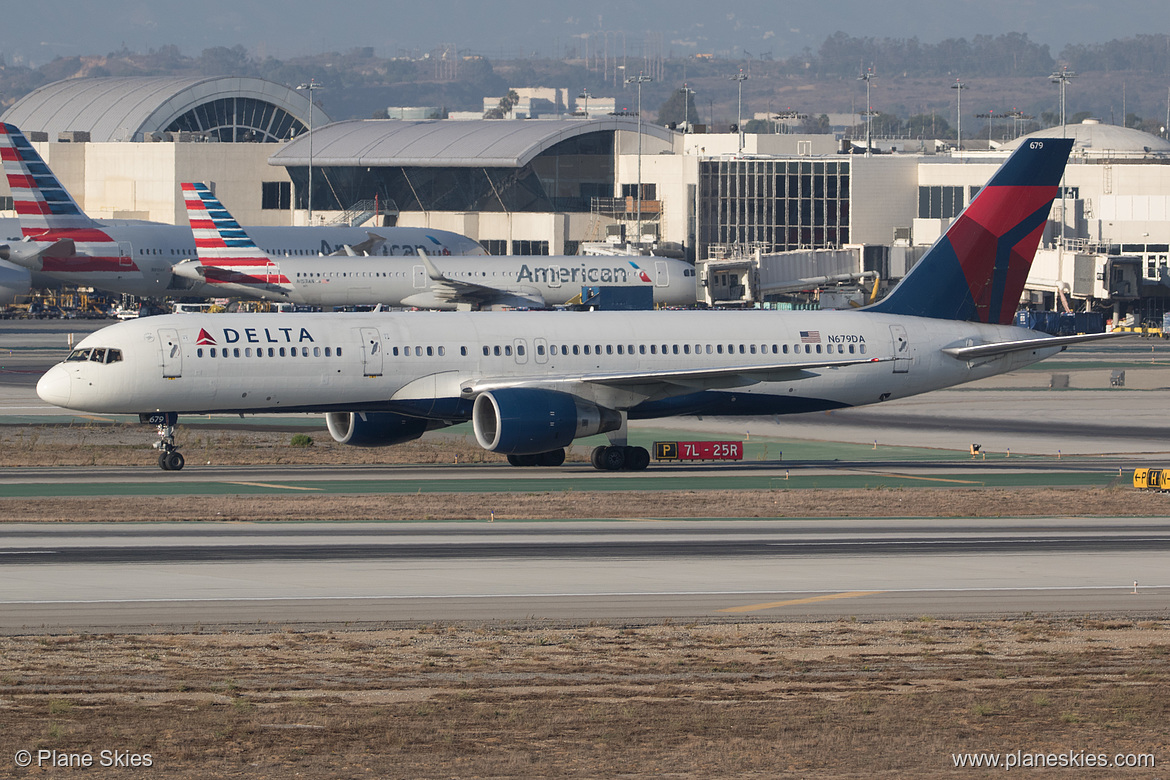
<box><xmin>0</xmin><ymin>123</ymin><xmax>485</xmax><ymax>299</ymax></box>
<box><xmin>38</xmin><ymin>138</ymin><xmax>1116</xmax><ymax>471</ymax></box>
<box><xmin>177</xmin><ymin>182</ymin><xmax>696</xmax><ymax>309</ymax></box>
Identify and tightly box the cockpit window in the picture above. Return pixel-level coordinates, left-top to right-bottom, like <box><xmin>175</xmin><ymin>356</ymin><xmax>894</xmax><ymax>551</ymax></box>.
<box><xmin>66</xmin><ymin>347</ymin><xmax>122</xmax><ymax>364</ymax></box>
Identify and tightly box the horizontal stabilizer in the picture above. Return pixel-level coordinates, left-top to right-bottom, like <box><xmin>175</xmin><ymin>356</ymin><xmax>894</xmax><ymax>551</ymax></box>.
<box><xmin>941</xmin><ymin>331</ymin><xmax>1128</xmax><ymax>361</ymax></box>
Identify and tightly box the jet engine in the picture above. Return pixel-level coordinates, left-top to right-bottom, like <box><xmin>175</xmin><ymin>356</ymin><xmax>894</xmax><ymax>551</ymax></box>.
<box><xmin>0</xmin><ymin>258</ymin><xmax>31</xmax><ymax>304</ymax></box>
<box><xmin>472</xmin><ymin>388</ymin><xmax>621</xmax><ymax>455</ymax></box>
<box><xmin>325</xmin><ymin>411</ymin><xmax>432</xmax><ymax>447</ymax></box>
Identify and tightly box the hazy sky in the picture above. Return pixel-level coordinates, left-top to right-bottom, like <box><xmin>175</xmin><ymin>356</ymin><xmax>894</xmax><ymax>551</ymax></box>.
<box><xmin>3</xmin><ymin>1</ymin><xmax>1166</xmax><ymax>65</ymax></box>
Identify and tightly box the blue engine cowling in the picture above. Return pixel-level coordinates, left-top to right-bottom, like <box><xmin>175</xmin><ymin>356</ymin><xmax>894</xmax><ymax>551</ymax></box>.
<box><xmin>472</xmin><ymin>388</ymin><xmax>621</xmax><ymax>455</ymax></box>
<box><xmin>325</xmin><ymin>411</ymin><xmax>431</xmax><ymax>447</ymax></box>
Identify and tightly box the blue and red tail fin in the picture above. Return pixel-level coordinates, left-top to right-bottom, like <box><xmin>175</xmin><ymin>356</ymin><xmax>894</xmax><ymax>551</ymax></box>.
<box><xmin>865</xmin><ymin>138</ymin><xmax>1073</xmax><ymax>324</ymax></box>
<box><xmin>0</xmin><ymin>123</ymin><xmax>103</xmax><ymax>238</ymax></box>
<box><xmin>182</xmin><ymin>182</ymin><xmax>269</xmax><ymax>266</ymax></box>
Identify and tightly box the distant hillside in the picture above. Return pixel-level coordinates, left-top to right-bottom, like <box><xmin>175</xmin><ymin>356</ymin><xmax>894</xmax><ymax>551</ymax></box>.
<box><xmin>2</xmin><ymin>34</ymin><xmax>1168</xmax><ymax>139</ymax></box>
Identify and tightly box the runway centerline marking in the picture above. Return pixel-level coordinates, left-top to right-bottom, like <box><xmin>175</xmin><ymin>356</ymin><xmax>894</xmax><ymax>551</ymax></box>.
<box><xmin>719</xmin><ymin>590</ymin><xmax>886</xmax><ymax>613</ymax></box>
<box><xmin>224</xmin><ymin>482</ymin><xmax>323</xmax><ymax>492</ymax></box>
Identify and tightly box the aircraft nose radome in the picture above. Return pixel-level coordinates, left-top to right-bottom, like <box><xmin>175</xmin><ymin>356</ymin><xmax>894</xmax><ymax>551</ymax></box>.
<box><xmin>36</xmin><ymin>365</ymin><xmax>71</xmax><ymax>407</ymax></box>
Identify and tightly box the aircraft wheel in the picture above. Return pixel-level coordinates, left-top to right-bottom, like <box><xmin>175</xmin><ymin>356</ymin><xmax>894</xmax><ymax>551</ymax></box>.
<box><xmin>165</xmin><ymin>451</ymin><xmax>185</xmax><ymax>471</ymax></box>
<box><xmin>537</xmin><ymin>448</ymin><xmax>566</xmax><ymax>467</ymax></box>
<box><xmin>158</xmin><ymin>452</ymin><xmax>171</xmax><ymax>471</ymax></box>
<box><xmin>590</xmin><ymin>446</ymin><xmax>607</xmax><ymax>470</ymax></box>
<box><xmin>601</xmin><ymin>446</ymin><xmax>626</xmax><ymax>471</ymax></box>
<box><xmin>624</xmin><ymin>446</ymin><xmax>650</xmax><ymax>471</ymax></box>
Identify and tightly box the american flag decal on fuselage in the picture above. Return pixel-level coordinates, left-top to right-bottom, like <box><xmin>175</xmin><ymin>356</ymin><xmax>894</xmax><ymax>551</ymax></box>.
<box><xmin>800</xmin><ymin>330</ymin><xmax>821</xmax><ymax>343</ymax></box>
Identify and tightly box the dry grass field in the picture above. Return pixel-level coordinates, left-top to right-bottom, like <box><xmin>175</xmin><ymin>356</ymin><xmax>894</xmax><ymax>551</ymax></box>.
<box><xmin>2</xmin><ymin>424</ymin><xmax>1168</xmax><ymax>777</ymax></box>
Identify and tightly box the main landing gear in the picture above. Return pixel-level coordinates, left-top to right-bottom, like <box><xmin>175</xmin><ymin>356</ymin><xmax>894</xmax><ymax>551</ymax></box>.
<box><xmin>590</xmin><ymin>445</ymin><xmax>650</xmax><ymax>472</ymax></box>
<box><xmin>142</xmin><ymin>412</ymin><xmax>185</xmax><ymax>471</ymax></box>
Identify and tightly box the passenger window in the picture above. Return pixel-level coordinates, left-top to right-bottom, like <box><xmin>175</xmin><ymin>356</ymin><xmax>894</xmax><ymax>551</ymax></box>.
<box><xmin>606</xmin><ymin>345</ymin><xmax>613</xmax><ymax>355</ymax></box>
<box><xmin>537</xmin><ymin>345</ymin><xmax>546</xmax><ymax>356</ymax></box>
<box><xmin>197</xmin><ymin>348</ymin><xmax>204</xmax><ymax>358</ymax></box>
<box><xmin>717</xmin><ymin>344</ymin><xmax>724</xmax><ymax>354</ymax></box>
<box><xmin>517</xmin><ymin>345</ymin><xmax>524</xmax><ymax>356</ymax></box>
<box><xmin>438</xmin><ymin>346</ymin><xmax>445</xmax><ymax>356</ymax></box>
<box><xmin>269</xmin><ymin>348</ymin><xmax>276</xmax><ymax>357</ymax></box>
<box><xmin>314</xmin><ymin>347</ymin><xmax>320</xmax><ymax>357</ymax></box>
<box><xmin>650</xmin><ymin>345</ymin><xmax>657</xmax><ymax>354</ymax></box>
<box><xmin>639</xmin><ymin>345</ymin><xmax>646</xmax><ymax>354</ymax></box>
<box><xmin>246</xmin><ymin>348</ymin><xmax>253</xmax><ymax>357</ymax></box>
<box><xmin>427</xmin><ymin>346</ymin><xmax>434</xmax><ymax>356</ymax></box>
<box><xmin>750</xmin><ymin>345</ymin><xmax>757</xmax><ymax>354</ymax></box>
<box><xmin>616</xmin><ymin>345</ymin><xmax>623</xmax><ymax>355</ymax></box>
<box><xmin>279</xmin><ymin>347</ymin><xmax>286</xmax><ymax>357</ymax></box>
<box><xmin>782</xmin><ymin>345</ymin><xmax>789</xmax><ymax>354</ymax></box>
<box><xmin>706</xmin><ymin>345</ymin><xmax>712</xmax><ymax>354</ymax></box>
<box><xmin>815</xmin><ymin>345</ymin><xmax>822</xmax><ymax>354</ymax></box>
<box><xmin>860</xmin><ymin>344</ymin><xmax>866</xmax><ymax>355</ymax></box>
<box><xmin>493</xmin><ymin>346</ymin><xmax>501</xmax><ymax>356</ymax></box>
<box><xmin>504</xmin><ymin>345</ymin><xmax>512</xmax><ymax>356</ymax></box>
<box><xmin>460</xmin><ymin>347</ymin><xmax>467</xmax><ymax>356</ymax></box>
<box><xmin>210</xmin><ymin>348</ymin><xmax>218</xmax><ymax>357</ymax></box>
<box><xmin>584</xmin><ymin>345</ymin><xmax>591</xmax><ymax>355</ymax></box>
<box><xmin>849</xmin><ymin>344</ymin><xmax>855</xmax><ymax>354</ymax></box>
<box><xmin>672</xmin><ymin>345</ymin><xmax>679</xmax><ymax>355</ymax></box>
<box><xmin>572</xmin><ymin>345</ymin><xmax>580</xmax><ymax>355</ymax></box>
<box><xmin>683</xmin><ymin>344</ymin><xmax>690</xmax><ymax>354</ymax></box>
<box><xmin>234</xmin><ymin>348</ymin><xmax>241</xmax><ymax>358</ymax></box>
<box><xmin>483</xmin><ymin>346</ymin><xmax>490</xmax><ymax>356</ymax></box>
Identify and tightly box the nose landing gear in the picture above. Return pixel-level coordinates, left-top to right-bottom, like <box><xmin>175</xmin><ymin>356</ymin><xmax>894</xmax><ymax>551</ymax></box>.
<box><xmin>141</xmin><ymin>412</ymin><xmax>185</xmax><ymax>471</ymax></box>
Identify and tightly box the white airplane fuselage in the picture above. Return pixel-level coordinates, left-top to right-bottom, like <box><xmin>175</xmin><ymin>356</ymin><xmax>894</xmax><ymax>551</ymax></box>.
<box><xmin>38</xmin><ymin>309</ymin><xmax>1059</xmax><ymax>420</ymax></box>
<box><xmin>198</xmin><ymin>254</ymin><xmax>696</xmax><ymax>309</ymax></box>
<box><xmin>11</xmin><ymin>222</ymin><xmax>486</xmax><ymax>299</ymax></box>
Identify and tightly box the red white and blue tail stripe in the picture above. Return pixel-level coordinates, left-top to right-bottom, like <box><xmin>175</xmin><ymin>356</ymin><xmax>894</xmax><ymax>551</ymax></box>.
<box><xmin>182</xmin><ymin>182</ymin><xmax>288</xmax><ymax>287</ymax></box>
<box><xmin>0</xmin><ymin>123</ymin><xmax>110</xmax><ymax>240</ymax></box>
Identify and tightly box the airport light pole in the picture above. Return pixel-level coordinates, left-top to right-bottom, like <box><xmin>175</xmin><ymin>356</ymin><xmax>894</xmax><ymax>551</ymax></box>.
<box><xmin>296</xmin><ymin>79</ymin><xmax>323</xmax><ymax>224</ymax></box>
<box><xmin>627</xmin><ymin>71</ymin><xmax>652</xmax><ymax>249</ymax></box>
<box><xmin>729</xmin><ymin>69</ymin><xmax>748</xmax><ymax>152</ymax></box>
<box><xmin>678</xmin><ymin>83</ymin><xmax>695</xmax><ymax>133</ymax></box>
<box><xmin>951</xmin><ymin>78</ymin><xmax>966</xmax><ymax>154</ymax></box>
<box><xmin>1050</xmin><ymin>67</ymin><xmax>1075</xmax><ymax>132</ymax></box>
<box><xmin>578</xmin><ymin>88</ymin><xmax>592</xmax><ymax>119</ymax></box>
<box><xmin>858</xmin><ymin>68</ymin><xmax>875</xmax><ymax>156</ymax></box>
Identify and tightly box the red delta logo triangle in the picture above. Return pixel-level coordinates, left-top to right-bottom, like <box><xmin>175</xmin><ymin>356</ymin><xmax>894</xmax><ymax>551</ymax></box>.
<box><xmin>196</xmin><ymin>328</ymin><xmax>216</xmax><ymax>345</ymax></box>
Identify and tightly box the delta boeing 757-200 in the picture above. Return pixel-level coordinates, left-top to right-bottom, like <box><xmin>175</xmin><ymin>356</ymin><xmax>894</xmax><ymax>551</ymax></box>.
<box><xmin>176</xmin><ymin>182</ymin><xmax>696</xmax><ymax>309</ymax></box>
<box><xmin>0</xmin><ymin>123</ymin><xmax>486</xmax><ymax>300</ymax></box>
<box><xmin>38</xmin><ymin>138</ymin><xmax>1119</xmax><ymax>471</ymax></box>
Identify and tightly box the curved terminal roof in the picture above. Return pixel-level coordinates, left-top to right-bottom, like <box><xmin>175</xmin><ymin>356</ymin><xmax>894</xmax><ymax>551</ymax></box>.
<box><xmin>269</xmin><ymin>117</ymin><xmax>675</xmax><ymax>168</ymax></box>
<box><xmin>1007</xmin><ymin>118</ymin><xmax>1170</xmax><ymax>157</ymax></box>
<box><xmin>1</xmin><ymin>76</ymin><xmax>330</xmax><ymax>142</ymax></box>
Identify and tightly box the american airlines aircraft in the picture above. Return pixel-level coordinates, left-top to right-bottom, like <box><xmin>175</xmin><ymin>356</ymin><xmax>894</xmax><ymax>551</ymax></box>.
<box><xmin>38</xmin><ymin>138</ymin><xmax>1115</xmax><ymax>472</ymax></box>
<box><xmin>0</xmin><ymin>123</ymin><xmax>485</xmax><ymax>299</ymax></box>
<box><xmin>177</xmin><ymin>182</ymin><xmax>696</xmax><ymax>309</ymax></box>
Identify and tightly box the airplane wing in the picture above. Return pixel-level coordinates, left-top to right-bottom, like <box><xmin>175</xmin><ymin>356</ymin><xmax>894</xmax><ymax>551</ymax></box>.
<box><xmin>941</xmin><ymin>331</ymin><xmax>1128</xmax><ymax>361</ymax></box>
<box><xmin>413</xmin><ymin>248</ymin><xmax>546</xmax><ymax>309</ymax></box>
<box><xmin>330</xmin><ymin>232</ymin><xmax>387</xmax><ymax>257</ymax></box>
<box><xmin>458</xmin><ymin>355</ymin><xmax>892</xmax><ymax>407</ymax></box>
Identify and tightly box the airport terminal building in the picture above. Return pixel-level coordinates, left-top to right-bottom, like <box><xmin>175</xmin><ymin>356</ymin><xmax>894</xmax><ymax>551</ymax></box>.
<box><xmin>5</xmin><ymin>76</ymin><xmax>1170</xmax><ymax>319</ymax></box>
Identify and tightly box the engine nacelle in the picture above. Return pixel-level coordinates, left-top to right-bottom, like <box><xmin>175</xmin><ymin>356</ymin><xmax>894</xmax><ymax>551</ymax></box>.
<box><xmin>0</xmin><ymin>258</ymin><xmax>32</xmax><ymax>304</ymax></box>
<box><xmin>472</xmin><ymin>388</ymin><xmax>621</xmax><ymax>455</ymax></box>
<box><xmin>325</xmin><ymin>411</ymin><xmax>431</xmax><ymax>447</ymax></box>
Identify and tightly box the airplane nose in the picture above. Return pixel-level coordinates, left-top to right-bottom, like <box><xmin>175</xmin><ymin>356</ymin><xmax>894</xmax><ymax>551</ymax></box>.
<box><xmin>36</xmin><ymin>364</ymin><xmax>71</xmax><ymax>407</ymax></box>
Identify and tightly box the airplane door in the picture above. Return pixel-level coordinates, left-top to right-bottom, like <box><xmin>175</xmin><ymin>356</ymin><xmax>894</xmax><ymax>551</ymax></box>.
<box><xmin>513</xmin><ymin>338</ymin><xmax>528</xmax><ymax>365</ymax></box>
<box><xmin>158</xmin><ymin>328</ymin><xmax>182</xmax><ymax>378</ymax></box>
<box><xmin>119</xmin><ymin>242</ymin><xmax>134</xmax><ymax>268</ymax></box>
<box><xmin>359</xmin><ymin>327</ymin><xmax>383</xmax><ymax>377</ymax></box>
<box><xmin>534</xmin><ymin>338</ymin><xmax>548</xmax><ymax>364</ymax></box>
<box><xmin>412</xmin><ymin>265</ymin><xmax>427</xmax><ymax>289</ymax></box>
<box><xmin>890</xmin><ymin>325</ymin><xmax>911</xmax><ymax>373</ymax></box>
<box><xmin>654</xmin><ymin>260</ymin><xmax>669</xmax><ymax>287</ymax></box>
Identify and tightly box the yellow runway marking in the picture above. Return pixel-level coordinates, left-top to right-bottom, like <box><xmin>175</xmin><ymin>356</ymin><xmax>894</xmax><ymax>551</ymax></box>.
<box><xmin>844</xmin><ymin>469</ymin><xmax>984</xmax><ymax>485</ymax></box>
<box><xmin>78</xmin><ymin>414</ymin><xmax>116</xmax><ymax>423</ymax></box>
<box><xmin>225</xmin><ymin>482</ymin><xmax>322</xmax><ymax>492</ymax></box>
<box><xmin>719</xmin><ymin>590</ymin><xmax>885</xmax><ymax>613</ymax></box>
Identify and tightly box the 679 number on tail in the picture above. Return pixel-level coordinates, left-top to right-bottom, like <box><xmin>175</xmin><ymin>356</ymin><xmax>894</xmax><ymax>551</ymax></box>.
<box><xmin>654</xmin><ymin>441</ymin><xmax>743</xmax><ymax>461</ymax></box>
